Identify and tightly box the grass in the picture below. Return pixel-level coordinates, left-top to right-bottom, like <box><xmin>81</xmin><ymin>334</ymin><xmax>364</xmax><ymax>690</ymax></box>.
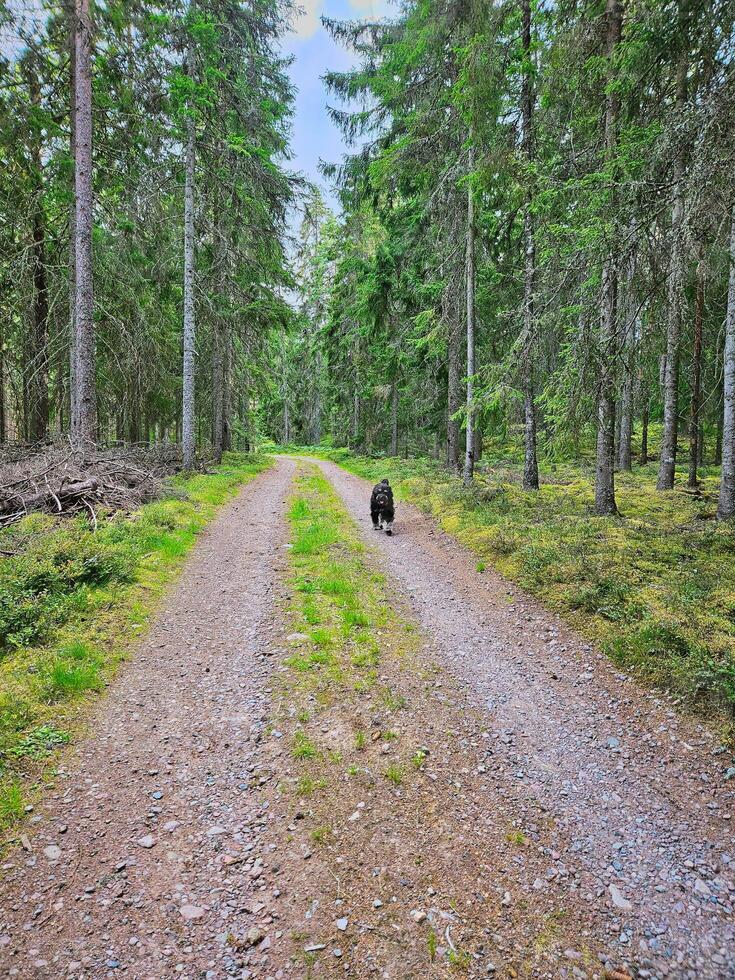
<box><xmin>279</xmin><ymin>465</ymin><xmax>420</xmax><ymax>813</ymax></box>
<box><xmin>272</xmin><ymin>442</ymin><xmax>735</xmax><ymax>725</ymax></box>
<box><xmin>0</xmin><ymin>451</ymin><xmax>270</xmax><ymax>832</ymax></box>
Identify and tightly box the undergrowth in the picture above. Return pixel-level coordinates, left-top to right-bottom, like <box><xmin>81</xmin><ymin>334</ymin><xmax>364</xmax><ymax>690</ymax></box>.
<box><xmin>0</xmin><ymin>451</ymin><xmax>270</xmax><ymax>832</ymax></box>
<box><xmin>272</xmin><ymin>443</ymin><xmax>735</xmax><ymax>725</ymax></box>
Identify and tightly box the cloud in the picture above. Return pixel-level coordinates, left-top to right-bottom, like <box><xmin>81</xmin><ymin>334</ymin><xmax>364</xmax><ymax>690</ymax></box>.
<box><xmin>291</xmin><ymin>0</ymin><xmax>325</xmax><ymax>39</ymax></box>
<box><xmin>347</xmin><ymin>0</ymin><xmax>391</xmax><ymax>13</ymax></box>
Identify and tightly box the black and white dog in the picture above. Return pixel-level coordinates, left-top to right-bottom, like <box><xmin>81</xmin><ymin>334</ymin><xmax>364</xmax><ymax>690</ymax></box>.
<box><xmin>370</xmin><ymin>479</ymin><xmax>395</xmax><ymax>535</ymax></box>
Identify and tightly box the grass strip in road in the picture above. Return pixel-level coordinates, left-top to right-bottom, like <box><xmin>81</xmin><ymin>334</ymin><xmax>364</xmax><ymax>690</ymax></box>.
<box><xmin>272</xmin><ymin>444</ymin><xmax>735</xmax><ymax>731</ymax></box>
<box><xmin>281</xmin><ymin>465</ymin><xmax>420</xmax><ymax>736</ymax></box>
<box><xmin>0</xmin><ymin>451</ymin><xmax>271</xmax><ymax>832</ymax></box>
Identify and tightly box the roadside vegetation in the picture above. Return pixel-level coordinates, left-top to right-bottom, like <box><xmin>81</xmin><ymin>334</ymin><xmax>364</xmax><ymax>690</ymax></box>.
<box><xmin>0</xmin><ymin>452</ymin><xmax>270</xmax><ymax>832</ymax></box>
<box><xmin>273</xmin><ymin>444</ymin><xmax>735</xmax><ymax>726</ymax></box>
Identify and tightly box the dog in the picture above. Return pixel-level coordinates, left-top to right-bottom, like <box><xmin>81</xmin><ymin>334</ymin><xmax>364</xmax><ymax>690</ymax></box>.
<box><xmin>370</xmin><ymin>479</ymin><xmax>395</xmax><ymax>535</ymax></box>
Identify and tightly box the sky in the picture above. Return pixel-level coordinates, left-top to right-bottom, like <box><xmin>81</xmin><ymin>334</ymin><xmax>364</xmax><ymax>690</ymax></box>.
<box><xmin>282</xmin><ymin>0</ymin><xmax>392</xmax><ymax>212</ymax></box>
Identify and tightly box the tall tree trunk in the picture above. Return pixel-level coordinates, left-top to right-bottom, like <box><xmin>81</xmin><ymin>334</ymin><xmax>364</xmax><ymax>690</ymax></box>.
<box><xmin>67</xmin><ymin>0</ymin><xmax>78</xmax><ymax>435</ymax></box>
<box><xmin>211</xmin><ymin>318</ymin><xmax>224</xmax><ymax>464</ymax></box>
<box><xmin>0</xmin><ymin>320</ymin><xmax>5</xmax><ymax>443</ymax></box>
<box><xmin>521</xmin><ymin>0</ymin><xmax>539</xmax><ymax>491</ymax></box>
<box><xmin>639</xmin><ymin>398</ymin><xmax>649</xmax><ymax>466</ymax></box>
<box><xmin>717</xmin><ymin>205</ymin><xmax>735</xmax><ymax>520</ymax></box>
<box><xmin>181</xmin><ymin>110</ymin><xmax>196</xmax><ymax>470</ymax></box>
<box><xmin>447</xmin><ymin>304</ymin><xmax>462</xmax><ymax>471</ymax></box>
<box><xmin>27</xmin><ymin>72</ymin><xmax>50</xmax><ymax>443</ymax></box>
<box><xmin>657</xmin><ymin>51</ymin><xmax>688</xmax><ymax>490</ymax></box>
<box><xmin>463</xmin><ymin>139</ymin><xmax>476</xmax><ymax>486</ymax></box>
<box><xmin>618</xmin><ymin>371</ymin><xmax>633</xmax><ymax>470</ymax></box>
<box><xmin>390</xmin><ymin>380</ymin><xmax>398</xmax><ymax>456</ymax></box>
<box><xmin>29</xmin><ymin>209</ymin><xmax>50</xmax><ymax>442</ymax></box>
<box><xmin>222</xmin><ymin>327</ymin><xmax>232</xmax><ymax>452</ymax></box>
<box><xmin>72</xmin><ymin>0</ymin><xmax>96</xmax><ymax>445</ymax></box>
<box><xmin>594</xmin><ymin>0</ymin><xmax>622</xmax><ymax>516</ymax></box>
<box><xmin>688</xmin><ymin>251</ymin><xmax>706</xmax><ymax>487</ymax></box>
<box><xmin>617</xmin><ymin>266</ymin><xmax>636</xmax><ymax>472</ymax></box>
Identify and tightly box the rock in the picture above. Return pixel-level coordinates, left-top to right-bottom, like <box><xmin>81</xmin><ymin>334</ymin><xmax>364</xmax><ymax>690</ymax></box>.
<box><xmin>693</xmin><ymin>879</ymin><xmax>711</xmax><ymax>897</ymax></box>
<box><xmin>304</xmin><ymin>943</ymin><xmax>326</xmax><ymax>953</ymax></box>
<box><xmin>333</xmin><ymin>948</ymin><xmax>343</xmax><ymax>958</ymax></box>
<box><xmin>409</xmin><ymin>910</ymin><xmax>427</xmax><ymax>923</ymax></box>
<box><xmin>136</xmin><ymin>835</ymin><xmax>155</xmax><ymax>849</ymax></box>
<box><xmin>335</xmin><ymin>917</ymin><xmax>349</xmax><ymax>931</ymax></box>
<box><xmin>373</xmin><ymin>899</ymin><xmax>383</xmax><ymax>908</ymax></box>
<box><xmin>163</xmin><ymin>821</ymin><xmax>180</xmax><ymax>833</ymax></box>
<box><xmin>43</xmin><ymin>845</ymin><xmax>61</xmax><ymax>861</ymax></box>
<box><xmin>207</xmin><ymin>826</ymin><xmax>226</xmax><ymax>836</ymax></box>
<box><xmin>179</xmin><ymin>904</ymin><xmax>205</xmax><ymax>921</ymax></box>
<box><xmin>245</xmin><ymin>927</ymin><xmax>264</xmax><ymax>946</ymax></box>
<box><xmin>606</xmin><ymin>737</ymin><xmax>621</xmax><ymax>749</ymax></box>
<box><xmin>725</xmin><ymin>767</ymin><xmax>735</xmax><ymax>781</ymax></box>
<box><xmin>608</xmin><ymin>884</ymin><xmax>632</xmax><ymax>912</ymax></box>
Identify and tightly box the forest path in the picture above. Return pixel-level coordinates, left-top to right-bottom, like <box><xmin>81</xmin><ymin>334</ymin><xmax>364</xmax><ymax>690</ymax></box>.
<box><xmin>0</xmin><ymin>457</ymin><xmax>733</xmax><ymax>980</ymax></box>
<box><xmin>0</xmin><ymin>459</ymin><xmax>297</xmax><ymax>980</ymax></box>
<box><xmin>307</xmin><ymin>457</ymin><xmax>735</xmax><ymax>979</ymax></box>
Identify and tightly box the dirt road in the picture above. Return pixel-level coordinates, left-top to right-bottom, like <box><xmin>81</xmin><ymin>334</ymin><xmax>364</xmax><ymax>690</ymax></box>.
<box><xmin>0</xmin><ymin>457</ymin><xmax>732</xmax><ymax>980</ymax></box>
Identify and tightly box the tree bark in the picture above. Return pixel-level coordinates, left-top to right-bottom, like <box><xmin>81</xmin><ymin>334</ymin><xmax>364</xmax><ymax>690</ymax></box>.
<box><xmin>463</xmin><ymin>139</ymin><xmax>476</xmax><ymax>486</ymax></box>
<box><xmin>688</xmin><ymin>251</ymin><xmax>705</xmax><ymax>488</ymax></box>
<box><xmin>390</xmin><ymin>380</ymin><xmax>398</xmax><ymax>456</ymax></box>
<box><xmin>657</xmin><ymin>50</ymin><xmax>688</xmax><ymax>490</ymax></box>
<box><xmin>66</xmin><ymin>0</ymin><xmax>78</xmax><ymax>435</ymax></box>
<box><xmin>520</xmin><ymin>0</ymin><xmax>539</xmax><ymax>491</ymax></box>
<box><xmin>617</xmin><ymin>265</ymin><xmax>636</xmax><ymax>472</ymax></box>
<box><xmin>639</xmin><ymin>397</ymin><xmax>649</xmax><ymax>465</ymax></box>
<box><xmin>29</xmin><ymin>208</ymin><xmax>50</xmax><ymax>442</ymax></box>
<box><xmin>26</xmin><ymin>70</ymin><xmax>50</xmax><ymax>443</ymax></box>
<box><xmin>181</xmin><ymin>110</ymin><xmax>196</xmax><ymax>470</ymax></box>
<box><xmin>71</xmin><ymin>0</ymin><xmax>97</xmax><ymax>445</ymax></box>
<box><xmin>717</xmin><ymin>205</ymin><xmax>735</xmax><ymax>520</ymax></box>
<box><xmin>447</xmin><ymin>304</ymin><xmax>462</xmax><ymax>471</ymax></box>
<box><xmin>594</xmin><ymin>0</ymin><xmax>622</xmax><ymax>516</ymax></box>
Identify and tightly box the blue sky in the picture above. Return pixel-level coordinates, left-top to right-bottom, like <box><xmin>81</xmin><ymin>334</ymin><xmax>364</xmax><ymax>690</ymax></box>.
<box><xmin>282</xmin><ymin>0</ymin><xmax>392</xmax><ymax>211</ymax></box>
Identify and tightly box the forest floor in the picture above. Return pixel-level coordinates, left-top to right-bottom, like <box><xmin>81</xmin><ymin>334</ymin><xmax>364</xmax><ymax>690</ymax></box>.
<box><xmin>0</xmin><ymin>456</ymin><xmax>733</xmax><ymax>980</ymax></box>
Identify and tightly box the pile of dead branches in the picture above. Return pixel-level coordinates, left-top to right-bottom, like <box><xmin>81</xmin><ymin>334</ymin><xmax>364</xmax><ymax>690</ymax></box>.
<box><xmin>0</xmin><ymin>442</ymin><xmax>182</xmax><ymax>528</ymax></box>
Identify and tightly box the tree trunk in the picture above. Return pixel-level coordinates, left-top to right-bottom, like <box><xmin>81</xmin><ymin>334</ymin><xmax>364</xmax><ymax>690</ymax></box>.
<box><xmin>594</xmin><ymin>0</ymin><xmax>622</xmax><ymax>516</ymax></box>
<box><xmin>688</xmin><ymin>251</ymin><xmax>705</xmax><ymax>488</ymax></box>
<box><xmin>463</xmin><ymin>139</ymin><xmax>476</xmax><ymax>486</ymax></box>
<box><xmin>211</xmin><ymin>317</ymin><xmax>224</xmax><ymax>464</ymax></box>
<box><xmin>72</xmin><ymin>0</ymin><xmax>97</xmax><ymax>445</ymax></box>
<box><xmin>390</xmin><ymin>381</ymin><xmax>398</xmax><ymax>456</ymax></box>
<box><xmin>181</xmin><ymin>110</ymin><xmax>196</xmax><ymax>470</ymax></box>
<box><xmin>26</xmin><ymin>71</ymin><xmax>50</xmax><ymax>443</ymax></box>
<box><xmin>618</xmin><ymin>371</ymin><xmax>633</xmax><ymax>471</ymax></box>
<box><xmin>717</xmin><ymin>205</ymin><xmax>735</xmax><ymax>520</ymax></box>
<box><xmin>520</xmin><ymin>0</ymin><xmax>539</xmax><ymax>491</ymax></box>
<box><xmin>0</xmin><ymin>320</ymin><xmax>5</xmax><ymax>443</ymax></box>
<box><xmin>447</xmin><ymin>305</ymin><xmax>462</xmax><ymax>471</ymax></box>
<box><xmin>67</xmin><ymin>0</ymin><xmax>78</xmax><ymax>435</ymax></box>
<box><xmin>617</xmin><ymin>282</ymin><xmax>635</xmax><ymax>472</ymax></box>
<box><xmin>639</xmin><ymin>398</ymin><xmax>649</xmax><ymax>465</ymax></box>
<box><xmin>29</xmin><ymin>208</ymin><xmax>50</xmax><ymax>443</ymax></box>
<box><xmin>657</xmin><ymin>51</ymin><xmax>688</xmax><ymax>490</ymax></box>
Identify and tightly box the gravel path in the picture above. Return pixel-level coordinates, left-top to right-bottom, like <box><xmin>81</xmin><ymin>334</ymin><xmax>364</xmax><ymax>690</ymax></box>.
<box><xmin>0</xmin><ymin>459</ymin><xmax>296</xmax><ymax>980</ymax></box>
<box><xmin>309</xmin><ymin>458</ymin><xmax>735</xmax><ymax>979</ymax></box>
<box><xmin>2</xmin><ymin>455</ymin><xmax>734</xmax><ymax>980</ymax></box>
